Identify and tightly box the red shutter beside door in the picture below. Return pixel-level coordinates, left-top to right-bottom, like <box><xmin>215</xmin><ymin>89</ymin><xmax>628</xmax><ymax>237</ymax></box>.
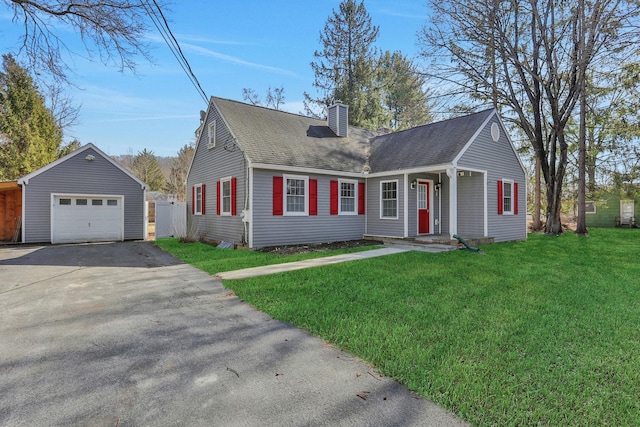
<box><xmin>273</xmin><ymin>176</ymin><xmax>283</xmax><ymax>215</ymax></box>
<box><xmin>514</xmin><ymin>182</ymin><xmax>519</xmax><ymax>215</ymax></box>
<box><xmin>497</xmin><ymin>180</ymin><xmax>503</xmax><ymax>215</ymax></box>
<box><xmin>330</xmin><ymin>180</ymin><xmax>338</xmax><ymax>215</ymax></box>
<box><xmin>231</xmin><ymin>177</ymin><xmax>237</xmax><ymax>216</ymax></box>
<box><xmin>358</xmin><ymin>182</ymin><xmax>365</xmax><ymax>215</ymax></box>
<box><xmin>309</xmin><ymin>179</ymin><xmax>318</xmax><ymax>215</ymax></box>
<box><xmin>191</xmin><ymin>186</ymin><xmax>195</xmax><ymax>215</ymax></box>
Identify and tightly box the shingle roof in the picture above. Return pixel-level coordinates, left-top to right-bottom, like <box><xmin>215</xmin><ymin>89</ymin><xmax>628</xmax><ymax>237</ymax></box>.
<box><xmin>212</xmin><ymin>97</ymin><xmax>379</xmax><ymax>174</ymax></box>
<box><xmin>368</xmin><ymin>109</ymin><xmax>495</xmax><ymax>172</ymax></box>
<box><xmin>211</xmin><ymin>97</ymin><xmax>495</xmax><ymax>174</ymax></box>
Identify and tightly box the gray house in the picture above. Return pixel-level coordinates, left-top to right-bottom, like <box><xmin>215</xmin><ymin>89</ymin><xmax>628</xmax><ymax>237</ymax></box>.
<box><xmin>17</xmin><ymin>143</ymin><xmax>148</xmax><ymax>244</ymax></box>
<box><xmin>186</xmin><ymin>97</ymin><xmax>527</xmax><ymax>248</ymax></box>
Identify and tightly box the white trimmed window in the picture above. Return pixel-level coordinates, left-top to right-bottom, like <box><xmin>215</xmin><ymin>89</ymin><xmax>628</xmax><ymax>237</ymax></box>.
<box><xmin>284</xmin><ymin>174</ymin><xmax>308</xmax><ymax>216</ymax></box>
<box><xmin>585</xmin><ymin>201</ymin><xmax>596</xmax><ymax>214</ymax></box>
<box><xmin>339</xmin><ymin>179</ymin><xmax>357</xmax><ymax>214</ymax></box>
<box><xmin>502</xmin><ymin>180</ymin><xmax>514</xmax><ymax>215</ymax></box>
<box><xmin>221</xmin><ymin>177</ymin><xmax>232</xmax><ymax>215</ymax></box>
<box><xmin>207</xmin><ymin>120</ymin><xmax>216</xmax><ymax>149</ymax></box>
<box><xmin>195</xmin><ymin>183</ymin><xmax>203</xmax><ymax>215</ymax></box>
<box><xmin>380</xmin><ymin>180</ymin><xmax>398</xmax><ymax>219</ymax></box>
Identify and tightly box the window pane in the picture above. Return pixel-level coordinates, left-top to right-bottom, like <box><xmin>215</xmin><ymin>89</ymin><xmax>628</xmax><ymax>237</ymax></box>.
<box><xmin>92</xmin><ymin>199</ymin><xmax>103</xmax><ymax>206</ymax></box>
<box><xmin>381</xmin><ymin>181</ymin><xmax>397</xmax><ymax>217</ymax></box>
<box><xmin>107</xmin><ymin>200</ymin><xmax>118</xmax><ymax>206</ymax></box>
<box><xmin>503</xmin><ymin>182</ymin><xmax>512</xmax><ymax>213</ymax></box>
<box><xmin>222</xmin><ymin>181</ymin><xmax>231</xmax><ymax>213</ymax></box>
<box><xmin>76</xmin><ymin>199</ymin><xmax>87</xmax><ymax>206</ymax></box>
<box><xmin>59</xmin><ymin>198</ymin><xmax>71</xmax><ymax>205</ymax></box>
<box><xmin>286</xmin><ymin>178</ymin><xmax>305</xmax><ymax>212</ymax></box>
<box><xmin>340</xmin><ymin>182</ymin><xmax>355</xmax><ymax>212</ymax></box>
<box><xmin>195</xmin><ymin>186</ymin><xmax>202</xmax><ymax>213</ymax></box>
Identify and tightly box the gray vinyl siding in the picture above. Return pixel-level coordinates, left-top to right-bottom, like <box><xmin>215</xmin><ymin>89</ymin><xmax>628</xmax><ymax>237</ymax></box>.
<box><xmin>187</xmin><ymin>108</ymin><xmax>246</xmax><ymax>244</ymax></box>
<box><xmin>365</xmin><ymin>175</ymin><xmax>405</xmax><ymax>238</ymax></box>
<box><xmin>252</xmin><ymin>169</ymin><xmax>365</xmax><ymax>248</ymax></box>
<box><xmin>458</xmin><ymin>119</ymin><xmax>526</xmax><ymax>242</ymax></box>
<box><xmin>23</xmin><ymin>147</ymin><xmax>145</xmax><ymax>243</ymax></box>
<box><xmin>456</xmin><ymin>173</ymin><xmax>485</xmax><ymax>237</ymax></box>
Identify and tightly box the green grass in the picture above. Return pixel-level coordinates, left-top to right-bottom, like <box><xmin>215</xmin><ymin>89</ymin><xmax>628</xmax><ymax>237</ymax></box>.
<box><xmin>158</xmin><ymin>229</ymin><xmax>640</xmax><ymax>426</ymax></box>
<box><xmin>153</xmin><ymin>238</ymin><xmax>380</xmax><ymax>273</ymax></box>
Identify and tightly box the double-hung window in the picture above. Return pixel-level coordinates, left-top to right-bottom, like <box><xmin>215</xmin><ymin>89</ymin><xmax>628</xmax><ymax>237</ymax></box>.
<box><xmin>194</xmin><ymin>183</ymin><xmax>204</xmax><ymax>215</ymax></box>
<box><xmin>339</xmin><ymin>179</ymin><xmax>357</xmax><ymax>214</ymax></box>
<box><xmin>285</xmin><ymin>175</ymin><xmax>308</xmax><ymax>215</ymax></box>
<box><xmin>498</xmin><ymin>179</ymin><xmax>519</xmax><ymax>215</ymax></box>
<box><xmin>221</xmin><ymin>177</ymin><xmax>231</xmax><ymax>215</ymax></box>
<box><xmin>502</xmin><ymin>180</ymin><xmax>513</xmax><ymax>215</ymax></box>
<box><xmin>380</xmin><ymin>180</ymin><xmax>398</xmax><ymax>219</ymax></box>
<box><xmin>207</xmin><ymin>120</ymin><xmax>216</xmax><ymax>149</ymax></box>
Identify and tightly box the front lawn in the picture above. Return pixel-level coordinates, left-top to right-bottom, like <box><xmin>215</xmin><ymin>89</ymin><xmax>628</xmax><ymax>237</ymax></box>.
<box><xmin>158</xmin><ymin>229</ymin><xmax>640</xmax><ymax>426</ymax></box>
<box><xmin>153</xmin><ymin>238</ymin><xmax>379</xmax><ymax>273</ymax></box>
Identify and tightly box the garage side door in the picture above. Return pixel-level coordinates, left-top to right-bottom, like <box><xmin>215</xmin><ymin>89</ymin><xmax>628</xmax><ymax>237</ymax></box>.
<box><xmin>52</xmin><ymin>195</ymin><xmax>124</xmax><ymax>244</ymax></box>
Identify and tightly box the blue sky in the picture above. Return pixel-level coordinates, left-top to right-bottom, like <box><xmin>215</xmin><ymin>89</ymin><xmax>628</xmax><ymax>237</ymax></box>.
<box><xmin>0</xmin><ymin>1</ymin><xmax>427</xmax><ymax>157</ymax></box>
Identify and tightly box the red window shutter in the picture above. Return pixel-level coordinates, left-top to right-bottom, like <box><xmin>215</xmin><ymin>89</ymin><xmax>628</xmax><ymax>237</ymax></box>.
<box><xmin>191</xmin><ymin>186</ymin><xmax>195</xmax><ymax>215</ymax></box>
<box><xmin>309</xmin><ymin>179</ymin><xmax>318</xmax><ymax>215</ymax></box>
<box><xmin>201</xmin><ymin>184</ymin><xmax>206</xmax><ymax>215</ymax></box>
<box><xmin>330</xmin><ymin>180</ymin><xmax>339</xmax><ymax>215</ymax></box>
<box><xmin>358</xmin><ymin>182</ymin><xmax>365</xmax><ymax>215</ymax></box>
<box><xmin>514</xmin><ymin>182</ymin><xmax>519</xmax><ymax>215</ymax></box>
<box><xmin>497</xmin><ymin>180</ymin><xmax>503</xmax><ymax>215</ymax></box>
<box><xmin>231</xmin><ymin>177</ymin><xmax>237</xmax><ymax>216</ymax></box>
<box><xmin>216</xmin><ymin>181</ymin><xmax>220</xmax><ymax>215</ymax></box>
<box><xmin>273</xmin><ymin>176</ymin><xmax>283</xmax><ymax>216</ymax></box>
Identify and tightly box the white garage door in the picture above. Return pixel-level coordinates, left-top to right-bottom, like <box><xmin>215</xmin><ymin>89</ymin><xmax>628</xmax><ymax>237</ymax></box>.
<box><xmin>52</xmin><ymin>195</ymin><xmax>124</xmax><ymax>244</ymax></box>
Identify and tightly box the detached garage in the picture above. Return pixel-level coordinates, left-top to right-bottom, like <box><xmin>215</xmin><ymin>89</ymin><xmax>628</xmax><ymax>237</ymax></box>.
<box><xmin>17</xmin><ymin>143</ymin><xmax>148</xmax><ymax>244</ymax></box>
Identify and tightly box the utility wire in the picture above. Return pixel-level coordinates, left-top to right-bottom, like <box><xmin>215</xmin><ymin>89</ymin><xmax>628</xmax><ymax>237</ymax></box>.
<box><xmin>142</xmin><ymin>0</ymin><xmax>208</xmax><ymax>104</ymax></box>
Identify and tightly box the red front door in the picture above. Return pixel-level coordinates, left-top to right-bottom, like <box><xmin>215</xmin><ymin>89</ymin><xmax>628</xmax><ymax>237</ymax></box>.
<box><xmin>418</xmin><ymin>182</ymin><xmax>430</xmax><ymax>234</ymax></box>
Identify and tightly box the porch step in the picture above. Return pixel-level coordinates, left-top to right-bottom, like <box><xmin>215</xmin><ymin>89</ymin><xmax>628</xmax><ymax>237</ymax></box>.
<box><xmin>365</xmin><ymin>235</ymin><xmax>495</xmax><ymax>251</ymax></box>
<box><xmin>371</xmin><ymin>237</ymin><xmax>459</xmax><ymax>253</ymax></box>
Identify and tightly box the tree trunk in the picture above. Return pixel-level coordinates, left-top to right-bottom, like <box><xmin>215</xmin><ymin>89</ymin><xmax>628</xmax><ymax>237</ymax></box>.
<box><xmin>532</xmin><ymin>156</ymin><xmax>543</xmax><ymax>231</ymax></box>
<box><xmin>576</xmin><ymin>75</ymin><xmax>588</xmax><ymax>235</ymax></box>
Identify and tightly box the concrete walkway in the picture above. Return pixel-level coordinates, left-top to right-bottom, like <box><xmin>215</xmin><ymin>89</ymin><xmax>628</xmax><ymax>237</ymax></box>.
<box><xmin>216</xmin><ymin>243</ymin><xmax>455</xmax><ymax>280</ymax></box>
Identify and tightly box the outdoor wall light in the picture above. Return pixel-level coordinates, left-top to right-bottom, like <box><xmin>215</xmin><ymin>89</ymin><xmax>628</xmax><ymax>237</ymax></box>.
<box><xmin>435</xmin><ymin>182</ymin><xmax>442</xmax><ymax>191</ymax></box>
<box><xmin>410</xmin><ymin>180</ymin><xmax>417</xmax><ymax>189</ymax></box>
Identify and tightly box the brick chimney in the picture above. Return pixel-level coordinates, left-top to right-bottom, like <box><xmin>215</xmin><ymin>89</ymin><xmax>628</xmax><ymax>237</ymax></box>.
<box><xmin>327</xmin><ymin>103</ymin><xmax>348</xmax><ymax>137</ymax></box>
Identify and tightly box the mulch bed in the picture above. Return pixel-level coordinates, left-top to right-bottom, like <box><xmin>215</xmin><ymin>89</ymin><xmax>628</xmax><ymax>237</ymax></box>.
<box><xmin>256</xmin><ymin>239</ymin><xmax>383</xmax><ymax>256</ymax></box>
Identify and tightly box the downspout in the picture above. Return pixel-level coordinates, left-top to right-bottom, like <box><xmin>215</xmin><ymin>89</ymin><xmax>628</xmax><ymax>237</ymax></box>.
<box><xmin>483</xmin><ymin>172</ymin><xmax>488</xmax><ymax>237</ymax></box>
<box><xmin>446</xmin><ymin>167</ymin><xmax>458</xmax><ymax>239</ymax></box>
<box><xmin>404</xmin><ymin>173</ymin><xmax>409</xmax><ymax>237</ymax></box>
<box><xmin>438</xmin><ymin>172</ymin><xmax>442</xmax><ymax>235</ymax></box>
<box><xmin>20</xmin><ymin>181</ymin><xmax>26</xmax><ymax>243</ymax></box>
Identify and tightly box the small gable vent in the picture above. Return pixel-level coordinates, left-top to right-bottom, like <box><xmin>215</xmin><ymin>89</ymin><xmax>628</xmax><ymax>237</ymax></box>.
<box><xmin>328</xmin><ymin>103</ymin><xmax>348</xmax><ymax>137</ymax></box>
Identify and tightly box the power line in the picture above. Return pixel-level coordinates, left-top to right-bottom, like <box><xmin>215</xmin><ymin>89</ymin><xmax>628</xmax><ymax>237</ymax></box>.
<box><xmin>141</xmin><ymin>0</ymin><xmax>208</xmax><ymax>104</ymax></box>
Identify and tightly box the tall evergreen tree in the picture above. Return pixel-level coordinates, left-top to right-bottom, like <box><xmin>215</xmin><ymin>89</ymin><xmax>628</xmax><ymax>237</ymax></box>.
<box><xmin>0</xmin><ymin>54</ymin><xmax>62</xmax><ymax>180</ymax></box>
<box><xmin>378</xmin><ymin>51</ymin><xmax>432</xmax><ymax>131</ymax></box>
<box><xmin>305</xmin><ymin>0</ymin><xmax>380</xmax><ymax>127</ymax></box>
<box><xmin>131</xmin><ymin>148</ymin><xmax>165</xmax><ymax>191</ymax></box>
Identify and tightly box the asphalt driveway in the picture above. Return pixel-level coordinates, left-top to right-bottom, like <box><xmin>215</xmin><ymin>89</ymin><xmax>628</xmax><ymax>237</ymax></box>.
<box><xmin>0</xmin><ymin>241</ymin><xmax>468</xmax><ymax>427</ymax></box>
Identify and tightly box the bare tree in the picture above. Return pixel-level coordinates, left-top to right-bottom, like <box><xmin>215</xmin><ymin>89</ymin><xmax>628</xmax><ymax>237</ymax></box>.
<box><xmin>3</xmin><ymin>0</ymin><xmax>163</xmax><ymax>83</ymax></box>
<box><xmin>242</xmin><ymin>88</ymin><xmax>261</xmax><ymax>106</ymax></box>
<box><xmin>265</xmin><ymin>86</ymin><xmax>285</xmax><ymax>110</ymax></box>
<box><xmin>420</xmin><ymin>0</ymin><xmax>640</xmax><ymax>235</ymax></box>
<box><xmin>242</xmin><ymin>86</ymin><xmax>286</xmax><ymax>110</ymax></box>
